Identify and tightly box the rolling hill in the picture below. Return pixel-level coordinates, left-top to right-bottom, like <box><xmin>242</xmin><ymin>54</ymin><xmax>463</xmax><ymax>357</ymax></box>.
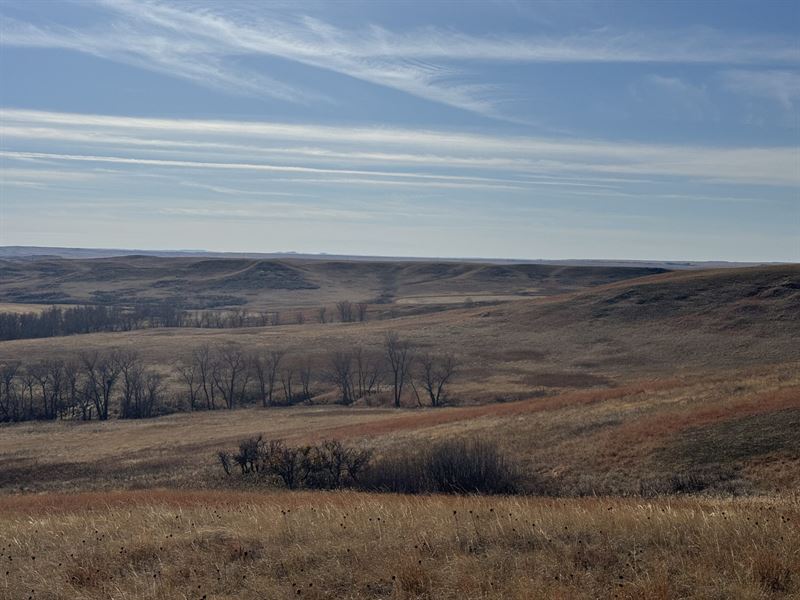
<box><xmin>0</xmin><ymin>255</ymin><xmax>668</xmax><ymax>309</ymax></box>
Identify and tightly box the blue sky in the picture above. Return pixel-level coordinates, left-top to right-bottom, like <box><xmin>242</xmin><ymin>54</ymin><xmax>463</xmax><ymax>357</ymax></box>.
<box><xmin>0</xmin><ymin>0</ymin><xmax>798</xmax><ymax>261</ymax></box>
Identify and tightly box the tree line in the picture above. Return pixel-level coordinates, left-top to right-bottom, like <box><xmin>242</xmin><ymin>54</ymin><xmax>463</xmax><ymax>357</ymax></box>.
<box><xmin>0</xmin><ymin>304</ymin><xmax>183</xmax><ymax>341</ymax></box>
<box><xmin>0</xmin><ymin>333</ymin><xmax>457</xmax><ymax>422</ymax></box>
<box><xmin>0</xmin><ymin>300</ymin><xmax>372</xmax><ymax>341</ymax></box>
<box><xmin>0</xmin><ymin>349</ymin><xmax>167</xmax><ymax>422</ymax></box>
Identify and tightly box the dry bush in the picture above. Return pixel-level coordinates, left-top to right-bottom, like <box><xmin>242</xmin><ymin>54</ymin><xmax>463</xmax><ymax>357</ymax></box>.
<box><xmin>361</xmin><ymin>438</ymin><xmax>519</xmax><ymax>494</ymax></box>
<box><xmin>217</xmin><ymin>437</ymin><xmax>372</xmax><ymax>490</ymax></box>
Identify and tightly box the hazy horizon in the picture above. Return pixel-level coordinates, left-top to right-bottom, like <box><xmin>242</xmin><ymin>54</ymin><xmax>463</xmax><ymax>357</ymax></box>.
<box><xmin>1</xmin><ymin>1</ymin><xmax>798</xmax><ymax>261</ymax></box>
<box><xmin>1</xmin><ymin>243</ymin><xmax>791</xmax><ymax>265</ymax></box>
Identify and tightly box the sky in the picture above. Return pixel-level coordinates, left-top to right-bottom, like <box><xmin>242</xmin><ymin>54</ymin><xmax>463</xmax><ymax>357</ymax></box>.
<box><xmin>0</xmin><ymin>0</ymin><xmax>798</xmax><ymax>261</ymax></box>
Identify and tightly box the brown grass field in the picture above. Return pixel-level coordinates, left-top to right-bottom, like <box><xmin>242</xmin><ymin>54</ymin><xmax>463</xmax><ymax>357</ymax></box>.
<box><xmin>2</xmin><ymin>491</ymin><xmax>798</xmax><ymax>600</ymax></box>
<box><xmin>0</xmin><ymin>259</ymin><xmax>799</xmax><ymax>598</ymax></box>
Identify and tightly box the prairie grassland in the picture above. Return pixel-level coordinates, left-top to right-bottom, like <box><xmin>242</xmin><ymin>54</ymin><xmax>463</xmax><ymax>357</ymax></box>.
<box><xmin>1</xmin><ymin>490</ymin><xmax>798</xmax><ymax>600</ymax></box>
<box><xmin>1</xmin><ymin>264</ymin><xmax>798</xmax><ymax>598</ymax></box>
<box><xmin>1</xmin><ymin>362</ymin><xmax>797</xmax><ymax>495</ymax></box>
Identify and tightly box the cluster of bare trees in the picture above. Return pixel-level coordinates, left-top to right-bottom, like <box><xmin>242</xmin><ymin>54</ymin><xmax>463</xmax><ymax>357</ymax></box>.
<box><xmin>0</xmin><ymin>299</ymin><xmax>373</xmax><ymax>342</ymax></box>
<box><xmin>0</xmin><ymin>349</ymin><xmax>166</xmax><ymax>422</ymax></box>
<box><xmin>323</xmin><ymin>332</ymin><xmax>458</xmax><ymax>408</ymax></box>
<box><xmin>176</xmin><ymin>345</ymin><xmax>311</xmax><ymax>410</ymax></box>
<box><xmin>0</xmin><ymin>332</ymin><xmax>458</xmax><ymax>422</ymax></box>
<box><xmin>0</xmin><ymin>304</ymin><xmax>185</xmax><ymax>341</ymax></box>
<box><xmin>189</xmin><ymin>301</ymin><xmax>369</xmax><ymax>329</ymax></box>
<box><xmin>333</xmin><ymin>300</ymin><xmax>369</xmax><ymax>323</ymax></box>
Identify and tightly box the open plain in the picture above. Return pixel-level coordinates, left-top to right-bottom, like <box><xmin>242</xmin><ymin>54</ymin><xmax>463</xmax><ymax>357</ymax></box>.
<box><xmin>0</xmin><ymin>256</ymin><xmax>798</xmax><ymax>599</ymax></box>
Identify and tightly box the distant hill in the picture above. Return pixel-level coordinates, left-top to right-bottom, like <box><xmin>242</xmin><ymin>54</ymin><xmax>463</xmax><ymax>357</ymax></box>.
<box><xmin>0</xmin><ymin>245</ymin><xmax>778</xmax><ymax>270</ymax></box>
<box><xmin>0</xmin><ymin>255</ymin><xmax>668</xmax><ymax>309</ymax></box>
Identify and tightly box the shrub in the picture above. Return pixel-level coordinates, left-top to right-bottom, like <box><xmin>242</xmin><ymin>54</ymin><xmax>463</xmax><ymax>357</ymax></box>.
<box><xmin>216</xmin><ymin>437</ymin><xmax>372</xmax><ymax>490</ymax></box>
<box><xmin>216</xmin><ymin>436</ymin><xmax>517</xmax><ymax>494</ymax></box>
<box><xmin>233</xmin><ymin>435</ymin><xmax>267</xmax><ymax>474</ymax></box>
<box><xmin>304</xmin><ymin>440</ymin><xmax>372</xmax><ymax>489</ymax></box>
<box><xmin>360</xmin><ymin>438</ymin><xmax>519</xmax><ymax>495</ymax></box>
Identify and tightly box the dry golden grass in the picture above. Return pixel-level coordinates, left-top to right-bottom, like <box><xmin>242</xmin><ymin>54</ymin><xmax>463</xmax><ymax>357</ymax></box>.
<box><xmin>1</xmin><ymin>363</ymin><xmax>797</xmax><ymax>495</ymax></box>
<box><xmin>0</xmin><ymin>264</ymin><xmax>798</xmax><ymax>598</ymax></box>
<box><xmin>1</xmin><ymin>490</ymin><xmax>798</xmax><ymax>600</ymax></box>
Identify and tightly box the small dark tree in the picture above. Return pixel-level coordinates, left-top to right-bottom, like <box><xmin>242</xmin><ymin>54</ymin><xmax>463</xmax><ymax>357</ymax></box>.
<box><xmin>336</xmin><ymin>300</ymin><xmax>354</xmax><ymax>323</ymax></box>
<box><xmin>417</xmin><ymin>353</ymin><xmax>458</xmax><ymax>407</ymax></box>
<box><xmin>356</xmin><ymin>303</ymin><xmax>368</xmax><ymax>322</ymax></box>
<box><xmin>81</xmin><ymin>350</ymin><xmax>122</xmax><ymax>420</ymax></box>
<box><xmin>354</xmin><ymin>346</ymin><xmax>381</xmax><ymax>401</ymax></box>
<box><xmin>234</xmin><ymin>435</ymin><xmax>266</xmax><ymax>474</ymax></box>
<box><xmin>213</xmin><ymin>344</ymin><xmax>248</xmax><ymax>409</ymax></box>
<box><xmin>176</xmin><ymin>361</ymin><xmax>201</xmax><ymax>411</ymax></box>
<box><xmin>281</xmin><ymin>365</ymin><xmax>295</xmax><ymax>404</ymax></box>
<box><xmin>252</xmin><ymin>349</ymin><xmax>284</xmax><ymax>407</ymax></box>
<box><xmin>0</xmin><ymin>362</ymin><xmax>21</xmax><ymax>422</ymax></box>
<box><xmin>328</xmin><ymin>351</ymin><xmax>355</xmax><ymax>404</ymax></box>
<box><xmin>193</xmin><ymin>344</ymin><xmax>218</xmax><ymax>410</ymax></box>
<box><xmin>299</xmin><ymin>360</ymin><xmax>313</xmax><ymax>402</ymax></box>
<box><xmin>269</xmin><ymin>441</ymin><xmax>307</xmax><ymax>489</ymax></box>
<box><xmin>384</xmin><ymin>332</ymin><xmax>413</xmax><ymax>408</ymax></box>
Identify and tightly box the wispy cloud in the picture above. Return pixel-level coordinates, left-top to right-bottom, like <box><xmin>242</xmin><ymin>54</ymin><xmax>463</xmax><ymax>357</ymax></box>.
<box><xmin>1</xmin><ymin>109</ymin><xmax>796</xmax><ymax>186</ymax></box>
<box><xmin>720</xmin><ymin>69</ymin><xmax>800</xmax><ymax>110</ymax></box>
<box><xmin>1</xmin><ymin>1</ymin><xmax>798</xmax><ymax>119</ymax></box>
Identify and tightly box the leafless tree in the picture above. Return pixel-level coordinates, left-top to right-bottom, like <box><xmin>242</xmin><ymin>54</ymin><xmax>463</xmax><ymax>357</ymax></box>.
<box><xmin>116</xmin><ymin>349</ymin><xmax>142</xmax><ymax>418</ymax></box>
<box><xmin>252</xmin><ymin>349</ymin><xmax>284</xmax><ymax>407</ymax></box>
<box><xmin>317</xmin><ymin>306</ymin><xmax>327</xmax><ymax>324</ymax></box>
<box><xmin>354</xmin><ymin>346</ymin><xmax>381</xmax><ymax>401</ymax></box>
<box><xmin>37</xmin><ymin>360</ymin><xmax>65</xmax><ymax>420</ymax></box>
<box><xmin>281</xmin><ymin>365</ymin><xmax>295</xmax><ymax>404</ymax></box>
<box><xmin>118</xmin><ymin>354</ymin><xmax>163</xmax><ymax>419</ymax></box>
<box><xmin>231</xmin><ymin>308</ymin><xmax>246</xmax><ymax>328</ymax></box>
<box><xmin>192</xmin><ymin>344</ymin><xmax>218</xmax><ymax>410</ymax></box>
<box><xmin>384</xmin><ymin>332</ymin><xmax>413</xmax><ymax>408</ymax></box>
<box><xmin>30</xmin><ymin>361</ymin><xmax>62</xmax><ymax>420</ymax></box>
<box><xmin>62</xmin><ymin>360</ymin><xmax>82</xmax><ymax>419</ymax></box>
<box><xmin>0</xmin><ymin>362</ymin><xmax>20</xmax><ymax>421</ymax></box>
<box><xmin>356</xmin><ymin>302</ymin><xmax>368</xmax><ymax>322</ymax></box>
<box><xmin>142</xmin><ymin>371</ymin><xmax>164</xmax><ymax>418</ymax></box>
<box><xmin>269</xmin><ymin>441</ymin><xmax>306</xmax><ymax>489</ymax></box>
<box><xmin>176</xmin><ymin>361</ymin><xmax>201</xmax><ymax>411</ymax></box>
<box><xmin>336</xmin><ymin>300</ymin><xmax>354</xmax><ymax>323</ymax></box>
<box><xmin>299</xmin><ymin>360</ymin><xmax>313</xmax><ymax>402</ymax></box>
<box><xmin>81</xmin><ymin>350</ymin><xmax>122</xmax><ymax>420</ymax></box>
<box><xmin>295</xmin><ymin>311</ymin><xmax>305</xmax><ymax>325</ymax></box>
<box><xmin>213</xmin><ymin>344</ymin><xmax>249</xmax><ymax>409</ymax></box>
<box><xmin>270</xmin><ymin>311</ymin><xmax>281</xmax><ymax>327</ymax></box>
<box><xmin>328</xmin><ymin>351</ymin><xmax>355</xmax><ymax>404</ymax></box>
<box><xmin>417</xmin><ymin>353</ymin><xmax>459</xmax><ymax>407</ymax></box>
<box><xmin>20</xmin><ymin>368</ymin><xmax>37</xmax><ymax>419</ymax></box>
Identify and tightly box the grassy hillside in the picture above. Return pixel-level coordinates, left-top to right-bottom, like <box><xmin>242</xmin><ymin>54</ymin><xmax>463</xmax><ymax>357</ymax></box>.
<box><xmin>2</xmin><ymin>265</ymin><xmax>796</xmax><ymax>393</ymax></box>
<box><xmin>0</xmin><ymin>256</ymin><xmax>666</xmax><ymax>309</ymax></box>
<box><xmin>1</xmin><ymin>262</ymin><xmax>799</xmax><ymax>599</ymax></box>
<box><xmin>1</xmin><ymin>361</ymin><xmax>796</xmax><ymax>495</ymax></box>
